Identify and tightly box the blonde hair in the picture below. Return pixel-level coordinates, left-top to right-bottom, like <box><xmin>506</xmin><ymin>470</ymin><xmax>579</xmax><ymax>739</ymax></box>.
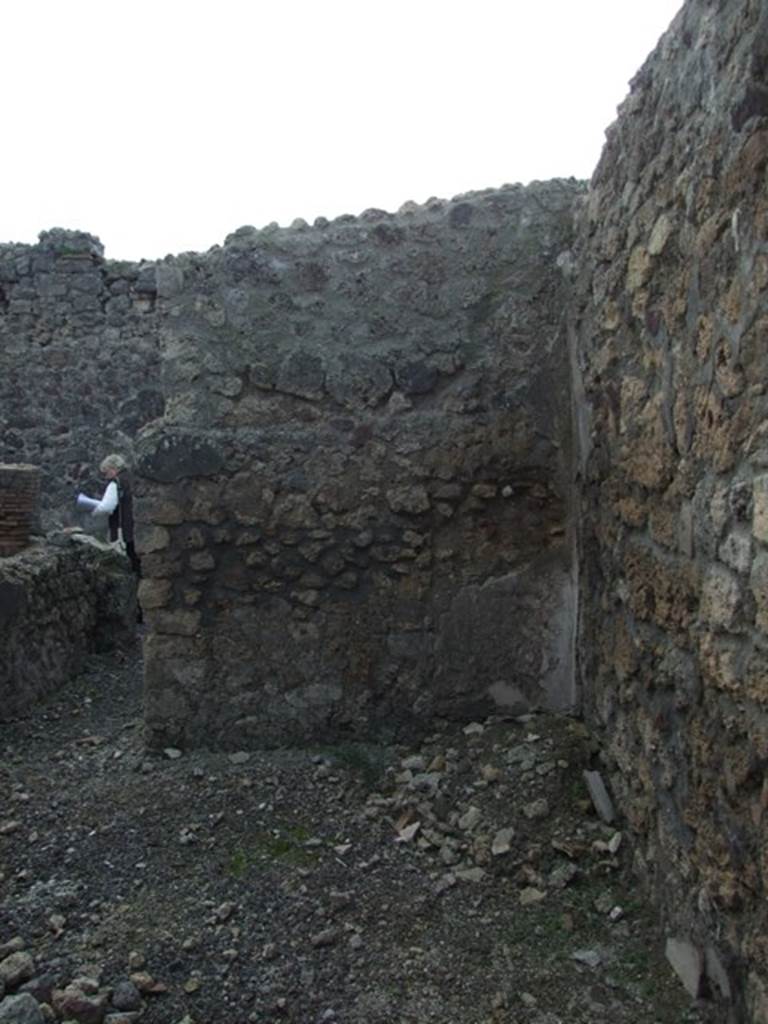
<box><xmin>99</xmin><ymin>453</ymin><xmax>129</xmax><ymax>474</ymax></box>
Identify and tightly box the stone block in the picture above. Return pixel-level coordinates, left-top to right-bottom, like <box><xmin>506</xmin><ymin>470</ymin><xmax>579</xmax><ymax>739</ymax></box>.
<box><xmin>583</xmin><ymin>770</ymin><xmax>615</xmax><ymax>824</ymax></box>
<box><xmin>700</xmin><ymin>565</ymin><xmax>742</xmax><ymax>630</ymax></box>
<box><xmin>665</xmin><ymin>937</ymin><xmax>703</xmax><ymax>998</ymax></box>
<box><xmin>751</xmin><ymin>553</ymin><xmax>768</xmax><ymax>633</ymax></box>
<box><xmin>718</xmin><ymin>530</ymin><xmax>752</xmax><ymax>574</ymax></box>
<box><xmin>137</xmin><ymin>578</ymin><xmax>172</xmax><ymax>610</ymax></box>
<box><xmin>754</xmin><ymin>475</ymin><xmax>768</xmax><ymax>545</ymax></box>
<box><xmin>135</xmin><ymin>525</ymin><xmax>170</xmax><ymax>554</ymax></box>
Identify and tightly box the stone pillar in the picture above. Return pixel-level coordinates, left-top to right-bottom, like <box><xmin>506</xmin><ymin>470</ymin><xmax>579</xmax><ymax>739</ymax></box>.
<box><xmin>0</xmin><ymin>464</ymin><xmax>41</xmax><ymax>556</ymax></box>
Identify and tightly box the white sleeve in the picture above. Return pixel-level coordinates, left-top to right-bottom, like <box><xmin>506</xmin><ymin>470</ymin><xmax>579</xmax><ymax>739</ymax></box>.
<box><xmin>91</xmin><ymin>480</ymin><xmax>119</xmax><ymax>516</ymax></box>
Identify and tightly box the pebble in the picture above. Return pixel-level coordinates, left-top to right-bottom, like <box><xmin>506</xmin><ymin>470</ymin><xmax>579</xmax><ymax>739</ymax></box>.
<box><xmin>458</xmin><ymin>806</ymin><xmax>482</xmax><ymax>830</ymax></box>
<box><xmin>523</xmin><ymin>798</ymin><xmax>550</xmax><ymax>820</ymax></box>
<box><xmin>311</xmin><ymin>928</ymin><xmax>338</xmax><ymax>948</ymax></box>
<box><xmin>111</xmin><ymin>979</ymin><xmax>142</xmax><ymax>1011</ymax></box>
<box><xmin>519</xmin><ymin>887</ymin><xmax>547</xmax><ymax>905</ymax></box>
<box><xmin>572</xmin><ymin>949</ymin><xmax>603</xmax><ymax>968</ymax></box>
<box><xmin>491</xmin><ymin>827</ymin><xmax>515</xmax><ymax>856</ymax></box>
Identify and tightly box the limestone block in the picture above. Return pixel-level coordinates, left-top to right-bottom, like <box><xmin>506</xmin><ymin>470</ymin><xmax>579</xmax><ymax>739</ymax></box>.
<box><xmin>718</xmin><ymin>530</ymin><xmax>752</xmax><ymax>575</ymax></box>
<box><xmin>649</xmin><ymin>503</ymin><xmax>679</xmax><ymax>550</ymax></box>
<box><xmin>137</xmin><ymin>578</ymin><xmax>173</xmax><ymax>610</ymax></box>
<box><xmin>700</xmin><ymin>565</ymin><xmax>742</xmax><ymax>630</ymax></box>
<box><xmin>386</xmin><ymin>485</ymin><xmax>430</xmax><ymax>515</ymax></box>
<box><xmin>745</xmin><ymin>652</ymin><xmax>768</xmax><ymax>706</ymax></box>
<box><xmin>150</xmin><ymin>609</ymin><xmax>201</xmax><ymax>636</ymax></box>
<box><xmin>751</xmin><ymin>553</ymin><xmax>768</xmax><ymax>633</ymax></box>
<box><xmin>135</xmin><ymin>525</ymin><xmax>170</xmax><ymax>554</ymax></box>
<box><xmin>619</xmin><ymin>395</ymin><xmax>674</xmax><ymax>490</ymax></box>
<box><xmin>624</xmin><ymin>545</ymin><xmax>698</xmax><ymax>633</ymax></box>
<box><xmin>626</xmin><ymin>245</ymin><xmax>652</xmax><ymax>291</ymax></box>
<box><xmin>698</xmin><ymin>633</ymin><xmax>743</xmax><ymax>694</ymax></box>
<box><xmin>753</xmin><ymin>475</ymin><xmax>768</xmax><ymax>545</ymax></box>
<box><xmin>189</xmin><ymin>551</ymin><xmax>215</xmax><ymax>572</ymax></box>
<box><xmin>648</xmin><ymin>212</ymin><xmax>674</xmax><ymax>256</ymax></box>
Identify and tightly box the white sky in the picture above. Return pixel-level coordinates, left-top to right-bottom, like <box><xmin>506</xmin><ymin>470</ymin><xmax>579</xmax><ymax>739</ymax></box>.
<box><xmin>5</xmin><ymin>0</ymin><xmax>682</xmax><ymax>262</ymax></box>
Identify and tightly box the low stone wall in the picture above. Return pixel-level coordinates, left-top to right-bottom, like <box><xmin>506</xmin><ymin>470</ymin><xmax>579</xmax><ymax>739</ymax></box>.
<box><xmin>0</xmin><ymin>533</ymin><xmax>137</xmax><ymax>721</ymax></box>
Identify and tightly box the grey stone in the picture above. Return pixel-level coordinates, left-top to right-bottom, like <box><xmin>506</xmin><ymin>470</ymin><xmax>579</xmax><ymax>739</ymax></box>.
<box><xmin>0</xmin><ymin>954</ymin><xmax>34</xmax><ymax>990</ymax></box>
<box><xmin>665</xmin><ymin>937</ymin><xmax>703</xmax><ymax>998</ymax></box>
<box><xmin>110</xmin><ymin>980</ymin><xmax>142</xmax><ymax>1013</ymax></box>
<box><xmin>0</xmin><ymin>994</ymin><xmax>45</xmax><ymax>1024</ymax></box>
<box><xmin>582</xmin><ymin>771</ymin><xmax>615</xmax><ymax>824</ymax></box>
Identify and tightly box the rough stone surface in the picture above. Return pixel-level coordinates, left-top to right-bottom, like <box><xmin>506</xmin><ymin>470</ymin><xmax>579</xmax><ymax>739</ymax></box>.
<box><xmin>0</xmin><ymin>533</ymin><xmax>136</xmax><ymax>720</ymax></box>
<box><xmin>0</xmin><ymin>229</ymin><xmax>163</xmax><ymax>526</ymax></box>
<box><xmin>0</xmin><ymin>994</ymin><xmax>45</xmax><ymax>1024</ymax></box>
<box><xmin>2</xmin><ymin>0</ymin><xmax>767</xmax><ymax>1018</ymax></box>
<box><xmin>572</xmin><ymin>1</ymin><xmax>768</xmax><ymax>1019</ymax></box>
<box><xmin>0</xmin><ymin>642</ymin><xmax>716</xmax><ymax>1024</ymax></box>
<box><xmin>133</xmin><ymin>183</ymin><xmax>580</xmax><ymax>749</ymax></box>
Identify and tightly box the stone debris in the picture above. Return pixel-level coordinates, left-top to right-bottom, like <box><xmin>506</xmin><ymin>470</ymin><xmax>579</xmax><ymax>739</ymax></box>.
<box><xmin>491</xmin><ymin>827</ymin><xmax>516</xmax><ymax>856</ymax></box>
<box><xmin>572</xmin><ymin>949</ymin><xmax>603</xmax><ymax>968</ymax></box>
<box><xmin>665</xmin><ymin>937</ymin><xmax>703</xmax><ymax>998</ymax></box>
<box><xmin>0</xmin><ymin>993</ymin><xmax>45</xmax><ymax>1024</ymax></box>
<box><xmin>0</xmin><ymin>956</ymin><xmax>33</xmax><ymax>992</ymax></box>
<box><xmin>582</xmin><ymin>771</ymin><xmax>616</xmax><ymax>824</ymax></box>
<box><xmin>0</xmin><ymin>647</ymin><xmax>719</xmax><ymax>1024</ymax></box>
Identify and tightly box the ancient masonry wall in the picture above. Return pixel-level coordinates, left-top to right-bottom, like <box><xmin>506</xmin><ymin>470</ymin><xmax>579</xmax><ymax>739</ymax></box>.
<box><xmin>571</xmin><ymin>0</ymin><xmax>768</xmax><ymax>1017</ymax></box>
<box><xmin>136</xmin><ymin>183</ymin><xmax>580</xmax><ymax>750</ymax></box>
<box><xmin>0</xmin><ymin>229</ymin><xmax>164</xmax><ymax>524</ymax></box>
<box><xmin>0</xmin><ymin>535</ymin><xmax>137</xmax><ymax>720</ymax></box>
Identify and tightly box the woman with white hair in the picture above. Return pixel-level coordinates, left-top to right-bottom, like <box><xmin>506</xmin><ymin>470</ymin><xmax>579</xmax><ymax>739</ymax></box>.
<box><xmin>77</xmin><ymin>453</ymin><xmax>142</xmax><ymax>620</ymax></box>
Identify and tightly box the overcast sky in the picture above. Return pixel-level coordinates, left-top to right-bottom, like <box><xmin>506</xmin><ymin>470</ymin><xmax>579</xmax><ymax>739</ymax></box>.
<box><xmin>4</xmin><ymin>0</ymin><xmax>682</xmax><ymax>262</ymax></box>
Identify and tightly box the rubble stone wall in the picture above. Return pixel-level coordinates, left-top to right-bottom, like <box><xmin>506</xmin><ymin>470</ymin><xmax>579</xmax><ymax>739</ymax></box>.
<box><xmin>0</xmin><ymin>536</ymin><xmax>137</xmax><ymax>721</ymax></box>
<box><xmin>572</xmin><ymin>0</ymin><xmax>768</xmax><ymax>1017</ymax></box>
<box><xmin>135</xmin><ymin>183</ymin><xmax>580</xmax><ymax>749</ymax></box>
<box><xmin>0</xmin><ymin>230</ymin><xmax>164</xmax><ymax>524</ymax></box>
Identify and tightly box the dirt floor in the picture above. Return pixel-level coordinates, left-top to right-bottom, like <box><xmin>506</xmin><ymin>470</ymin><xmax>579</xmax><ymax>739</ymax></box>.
<box><xmin>0</xmin><ymin>630</ymin><xmax>720</xmax><ymax>1024</ymax></box>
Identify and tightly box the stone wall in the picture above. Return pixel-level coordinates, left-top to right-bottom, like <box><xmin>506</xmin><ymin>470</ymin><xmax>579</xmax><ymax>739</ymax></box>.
<box><xmin>135</xmin><ymin>183</ymin><xmax>581</xmax><ymax>749</ymax></box>
<box><xmin>0</xmin><ymin>229</ymin><xmax>164</xmax><ymax>525</ymax></box>
<box><xmin>7</xmin><ymin>1</ymin><xmax>768</xmax><ymax>1011</ymax></box>
<box><xmin>0</xmin><ymin>534</ymin><xmax>137</xmax><ymax>721</ymax></box>
<box><xmin>572</xmin><ymin>0</ymin><xmax>768</xmax><ymax>1018</ymax></box>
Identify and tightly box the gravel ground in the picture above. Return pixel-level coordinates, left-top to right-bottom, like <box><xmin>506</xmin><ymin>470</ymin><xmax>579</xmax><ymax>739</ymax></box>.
<box><xmin>0</xmin><ymin>630</ymin><xmax>719</xmax><ymax>1024</ymax></box>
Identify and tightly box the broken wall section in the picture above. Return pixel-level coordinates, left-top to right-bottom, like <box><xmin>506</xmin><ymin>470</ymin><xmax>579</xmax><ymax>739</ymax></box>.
<box><xmin>137</xmin><ymin>183</ymin><xmax>581</xmax><ymax>750</ymax></box>
<box><xmin>572</xmin><ymin>0</ymin><xmax>768</xmax><ymax>1017</ymax></box>
<box><xmin>0</xmin><ymin>535</ymin><xmax>137</xmax><ymax>721</ymax></box>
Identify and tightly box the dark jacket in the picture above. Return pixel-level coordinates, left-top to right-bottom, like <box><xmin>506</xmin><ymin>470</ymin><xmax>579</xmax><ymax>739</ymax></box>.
<box><xmin>109</xmin><ymin>472</ymin><xmax>140</xmax><ymax>576</ymax></box>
